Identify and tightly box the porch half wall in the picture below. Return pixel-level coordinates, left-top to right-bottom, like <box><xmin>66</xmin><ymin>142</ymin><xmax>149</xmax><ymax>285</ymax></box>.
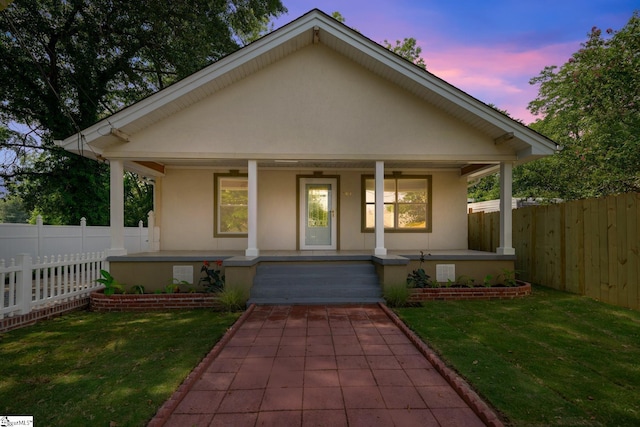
<box><xmin>157</xmin><ymin>168</ymin><xmax>468</xmax><ymax>252</ymax></box>
<box><xmin>107</xmin><ymin>251</ymin><xmax>515</xmax><ymax>294</ymax></box>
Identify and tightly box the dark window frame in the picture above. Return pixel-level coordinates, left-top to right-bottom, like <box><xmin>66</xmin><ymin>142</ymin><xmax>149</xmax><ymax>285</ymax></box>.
<box><xmin>214</xmin><ymin>172</ymin><xmax>249</xmax><ymax>238</ymax></box>
<box><xmin>361</xmin><ymin>174</ymin><xmax>432</xmax><ymax>233</ymax></box>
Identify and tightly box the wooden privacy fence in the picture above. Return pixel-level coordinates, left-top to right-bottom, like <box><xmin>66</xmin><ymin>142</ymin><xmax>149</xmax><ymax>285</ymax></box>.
<box><xmin>468</xmin><ymin>193</ymin><xmax>640</xmax><ymax>310</ymax></box>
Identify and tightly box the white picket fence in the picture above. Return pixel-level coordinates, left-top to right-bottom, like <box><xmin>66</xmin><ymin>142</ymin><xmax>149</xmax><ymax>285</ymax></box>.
<box><xmin>0</xmin><ymin>215</ymin><xmax>151</xmax><ymax>261</ymax></box>
<box><xmin>1</xmin><ymin>252</ymin><xmax>105</xmax><ymax>319</ymax></box>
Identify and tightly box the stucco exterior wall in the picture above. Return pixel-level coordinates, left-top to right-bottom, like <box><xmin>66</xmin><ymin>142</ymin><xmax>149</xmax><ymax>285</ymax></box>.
<box><xmin>159</xmin><ymin>168</ymin><xmax>467</xmax><ymax>251</ymax></box>
<box><xmin>105</xmin><ymin>44</ymin><xmax>514</xmax><ymax>162</ymax></box>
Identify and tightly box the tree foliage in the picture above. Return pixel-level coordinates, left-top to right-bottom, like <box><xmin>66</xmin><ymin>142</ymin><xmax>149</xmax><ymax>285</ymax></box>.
<box><xmin>124</xmin><ymin>171</ymin><xmax>153</xmax><ymax>227</ymax></box>
<box><xmin>9</xmin><ymin>147</ymin><xmax>110</xmax><ymax>225</ymax></box>
<box><xmin>521</xmin><ymin>12</ymin><xmax>640</xmax><ymax>200</ymax></box>
<box><xmin>0</xmin><ymin>195</ymin><xmax>29</xmax><ymax>223</ymax></box>
<box><xmin>383</xmin><ymin>37</ymin><xmax>426</xmax><ymax>69</ymax></box>
<box><xmin>470</xmin><ymin>13</ymin><xmax>639</xmax><ymax>202</ymax></box>
<box><xmin>468</xmin><ymin>174</ymin><xmax>501</xmax><ymax>202</ymax></box>
<box><xmin>0</xmin><ymin>0</ymin><xmax>285</xmax><ymax>224</ymax></box>
<box><xmin>331</xmin><ymin>11</ymin><xmax>346</xmax><ymax>24</ymax></box>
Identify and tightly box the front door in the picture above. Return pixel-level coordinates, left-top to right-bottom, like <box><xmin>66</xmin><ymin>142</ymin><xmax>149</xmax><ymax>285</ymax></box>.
<box><xmin>299</xmin><ymin>178</ymin><xmax>337</xmax><ymax>250</ymax></box>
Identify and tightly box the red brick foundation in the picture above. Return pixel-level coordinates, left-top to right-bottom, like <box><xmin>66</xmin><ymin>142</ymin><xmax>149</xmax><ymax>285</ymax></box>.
<box><xmin>408</xmin><ymin>281</ymin><xmax>531</xmax><ymax>302</ymax></box>
<box><xmin>90</xmin><ymin>289</ymin><xmax>221</xmax><ymax>312</ymax></box>
<box><xmin>0</xmin><ymin>298</ymin><xmax>89</xmax><ymax>333</ymax></box>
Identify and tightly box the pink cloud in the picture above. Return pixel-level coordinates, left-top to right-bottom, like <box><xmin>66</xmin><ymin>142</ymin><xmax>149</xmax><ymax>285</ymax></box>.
<box><xmin>434</xmin><ymin>68</ymin><xmax>524</xmax><ymax>94</ymax></box>
<box><xmin>275</xmin><ymin>6</ymin><xmax>585</xmax><ymax>124</ymax></box>
<box><xmin>424</xmin><ymin>40</ymin><xmax>579</xmax><ymax>123</ymax></box>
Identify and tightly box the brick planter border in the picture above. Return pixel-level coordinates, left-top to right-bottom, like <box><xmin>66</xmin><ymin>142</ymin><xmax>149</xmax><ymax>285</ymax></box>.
<box><xmin>409</xmin><ymin>281</ymin><xmax>531</xmax><ymax>302</ymax></box>
<box><xmin>0</xmin><ymin>298</ymin><xmax>89</xmax><ymax>333</ymax></box>
<box><xmin>90</xmin><ymin>289</ymin><xmax>221</xmax><ymax>312</ymax></box>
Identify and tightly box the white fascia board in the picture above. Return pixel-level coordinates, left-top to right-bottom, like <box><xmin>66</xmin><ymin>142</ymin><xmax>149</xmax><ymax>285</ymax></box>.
<box><xmin>466</xmin><ymin>165</ymin><xmax>501</xmax><ymax>182</ymax></box>
<box><xmin>517</xmin><ymin>146</ymin><xmax>534</xmax><ymax>160</ymax></box>
<box><xmin>517</xmin><ymin>141</ymin><xmax>558</xmax><ymax>159</ymax></box>
<box><xmin>55</xmin><ymin>135</ymin><xmax>104</xmax><ymax>159</ymax></box>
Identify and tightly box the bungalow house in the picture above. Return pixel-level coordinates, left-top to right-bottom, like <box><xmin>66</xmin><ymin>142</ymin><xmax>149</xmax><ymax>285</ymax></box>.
<box><xmin>58</xmin><ymin>9</ymin><xmax>556</xmax><ymax>302</ymax></box>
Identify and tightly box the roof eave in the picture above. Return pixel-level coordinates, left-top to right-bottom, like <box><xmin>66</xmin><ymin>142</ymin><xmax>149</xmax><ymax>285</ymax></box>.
<box><xmin>59</xmin><ymin>9</ymin><xmax>558</xmax><ymax>161</ymax></box>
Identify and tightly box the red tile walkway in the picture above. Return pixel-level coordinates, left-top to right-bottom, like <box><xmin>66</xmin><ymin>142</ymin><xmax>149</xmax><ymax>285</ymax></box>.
<box><xmin>149</xmin><ymin>304</ymin><xmax>503</xmax><ymax>427</ymax></box>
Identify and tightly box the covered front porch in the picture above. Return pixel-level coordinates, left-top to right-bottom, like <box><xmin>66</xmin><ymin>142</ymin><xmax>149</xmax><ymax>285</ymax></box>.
<box><xmin>104</xmin><ymin>159</ymin><xmax>518</xmax><ymax>256</ymax></box>
<box><xmin>104</xmin><ymin>158</ymin><xmax>518</xmax><ymax>299</ymax></box>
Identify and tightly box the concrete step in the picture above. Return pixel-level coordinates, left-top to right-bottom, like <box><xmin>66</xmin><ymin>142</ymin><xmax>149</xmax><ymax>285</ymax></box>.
<box><xmin>246</xmin><ymin>297</ymin><xmax>384</xmax><ymax>305</ymax></box>
<box><xmin>255</xmin><ymin>263</ymin><xmax>377</xmax><ymax>276</ymax></box>
<box><xmin>249</xmin><ymin>262</ymin><xmax>382</xmax><ymax>305</ymax></box>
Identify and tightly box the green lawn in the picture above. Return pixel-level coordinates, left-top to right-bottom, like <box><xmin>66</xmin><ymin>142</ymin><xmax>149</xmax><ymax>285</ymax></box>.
<box><xmin>397</xmin><ymin>285</ymin><xmax>640</xmax><ymax>426</ymax></box>
<box><xmin>0</xmin><ymin>309</ymin><xmax>239</xmax><ymax>426</ymax></box>
<box><xmin>2</xmin><ymin>289</ymin><xmax>638</xmax><ymax>426</ymax></box>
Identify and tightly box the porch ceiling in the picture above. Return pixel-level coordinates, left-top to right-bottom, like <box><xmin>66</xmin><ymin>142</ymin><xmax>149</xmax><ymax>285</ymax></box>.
<box><xmin>126</xmin><ymin>158</ymin><xmax>498</xmax><ymax>178</ymax></box>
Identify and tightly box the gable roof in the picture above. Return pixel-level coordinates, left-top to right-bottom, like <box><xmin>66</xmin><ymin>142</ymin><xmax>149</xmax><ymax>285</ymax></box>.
<box><xmin>58</xmin><ymin>9</ymin><xmax>557</xmax><ymax>179</ymax></box>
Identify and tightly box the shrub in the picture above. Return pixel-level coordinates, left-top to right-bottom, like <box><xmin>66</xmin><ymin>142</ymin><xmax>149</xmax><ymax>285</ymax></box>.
<box><xmin>199</xmin><ymin>260</ymin><xmax>225</xmax><ymax>293</ymax></box>
<box><xmin>218</xmin><ymin>287</ymin><xmax>247</xmax><ymax>312</ymax></box>
<box><xmin>406</xmin><ymin>268</ymin><xmax>432</xmax><ymax>288</ymax></box>
<box><xmin>128</xmin><ymin>284</ymin><xmax>145</xmax><ymax>294</ymax></box>
<box><xmin>96</xmin><ymin>270</ymin><xmax>124</xmax><ymax>295</ymax></box>
<box><xmin>384</xmin><ymin>285</ymin><xmax>411</xmax><ymax>308</ymax></box>
<box><xmin>499</xmin><ymin>269</ymin><xmax>518</xmax><ymax>287</ymax></box>
<box><xmin>406</xmin><ymin>250</ymin><xmax>433</xmax><ymax>288</ymax></box>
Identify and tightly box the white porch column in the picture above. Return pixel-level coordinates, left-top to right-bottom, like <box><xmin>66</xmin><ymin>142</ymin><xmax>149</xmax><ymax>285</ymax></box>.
<box><xmin>147</xmin><ymin>211</ymin><xmax>159</xmax><ymax>252</ymax></box>
<box><xmin>497</xmin><ymin>161</ymin><xmax>515</xmax><ymax>255</ymax></box>
<box><xmin>245</xmin><ymin>160</ymin><xmax>259</xmax><ymax>257</ymax></box>
<box><xmin>374</xmin><ymin>161</ymin><xmax>387</xmax><ymax>256</ymax></box>
<box><xmin>108</xmin><ymin>159</ymin><xmax>127</xmax><ymax>256</ymax></box>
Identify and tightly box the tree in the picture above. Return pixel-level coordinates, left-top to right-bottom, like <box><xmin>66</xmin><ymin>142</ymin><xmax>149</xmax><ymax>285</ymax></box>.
<box><xmin>470</xmin><ymin>13</ymin><xmax>640</xmax><ymax>202</ymax></box>
<box><xmin>383</xmin><ymin>38</ymin><xmax>426</xmax><ymax>69</ymax></box>
<box><xmin>522</xmin><ymin>12</ymin><xmax>640</xmax><ymax>199</ymax></box>
<box><xmin>468</xmin><ymin>174</ymin><xmax>501</xmax><ymax>202</ymax></box>
<box><xmin>8</xmin><ymin>147</ymin><xmax>110</xmax><ymax>225</ymax></box>
<box><xmin>0</xmin><ymin>0</ymin><xmax>286</xmax><ymax>224</ymax></box>
<box><xmin>331</xmin><ymin>11</ymin><xmax>346</xmax><ymax>24</ymax></box>
<box><xmin>0</xmin><ymin>195</ymin><xmax>29</xmax><ymax>223</ymax></box>
<box><xmin>124</xmin><ymin>172</ymin><xmax>153</xmax><ymax>227</ymax></box>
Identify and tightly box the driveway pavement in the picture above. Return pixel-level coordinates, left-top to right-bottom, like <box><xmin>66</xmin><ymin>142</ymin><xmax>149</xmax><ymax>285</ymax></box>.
<box><xmin>149</xmin><ymin>304</ymin><xmax>502</xmax><ymax>427</ymax></box>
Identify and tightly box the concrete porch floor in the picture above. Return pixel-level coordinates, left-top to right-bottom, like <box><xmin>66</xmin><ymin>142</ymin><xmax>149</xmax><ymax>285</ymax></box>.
<box><xmin>149</xmin><ymin>304</ymin><xmax>502</xmax><ymax>427</ymax></box>
<box><xmin>110</xmin><ymin>249</ymin><xmax>514</xmax><ymax>262</ymax></box>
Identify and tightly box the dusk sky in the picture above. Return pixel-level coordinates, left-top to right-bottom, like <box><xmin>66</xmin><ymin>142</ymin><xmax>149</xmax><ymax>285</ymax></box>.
<box><xmin>273</xmin><ymin>1</ymin><xmax>638</xmax><ymax>124</ymax></box>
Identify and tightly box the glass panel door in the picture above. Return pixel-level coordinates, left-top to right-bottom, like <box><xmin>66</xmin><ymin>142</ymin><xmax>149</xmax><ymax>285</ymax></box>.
<box><xmin>299</xmin><ymin>178</ymin><xmax>337</xmax><ymax>250</ymax></box>
<box><xmin>305</xmin><ymin>184</ymin><xmax>331</xmax><ymax>246</ymax></box>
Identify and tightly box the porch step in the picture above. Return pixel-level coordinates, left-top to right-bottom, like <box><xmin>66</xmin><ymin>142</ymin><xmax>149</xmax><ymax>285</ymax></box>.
<box><xmin>248</xmin><ymin>263</ymin><xmax>383</xmax><ymax>305</ymax></box>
